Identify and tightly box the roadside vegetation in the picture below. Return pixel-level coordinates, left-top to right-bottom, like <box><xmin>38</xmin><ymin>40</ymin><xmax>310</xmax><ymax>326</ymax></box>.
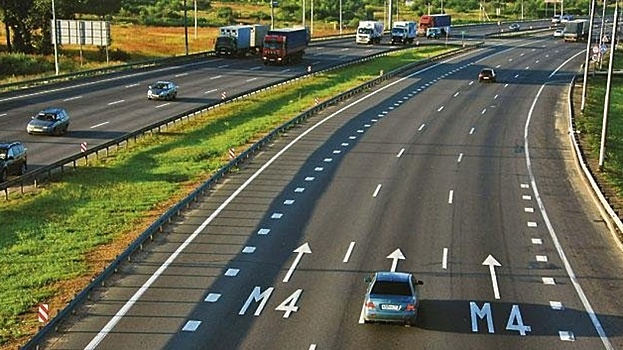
<box><xmin>0</xmin><ymin>45</ymin><xmax>452</xmax><ymax>348</ymax></box>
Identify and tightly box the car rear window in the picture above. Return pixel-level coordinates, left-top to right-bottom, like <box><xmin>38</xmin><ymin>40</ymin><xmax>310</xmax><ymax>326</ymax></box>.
<box><xmin>371</xmin><ymin>281</ymin><xmax>412</xmax><ymax>296</ymax></box>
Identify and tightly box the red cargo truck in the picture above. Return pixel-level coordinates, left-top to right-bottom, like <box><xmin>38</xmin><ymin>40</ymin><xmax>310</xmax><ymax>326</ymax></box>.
<box><xmin>262</xmin><ymin>27</ymin><xmax>309</xmax><ymax>65</ymax></box>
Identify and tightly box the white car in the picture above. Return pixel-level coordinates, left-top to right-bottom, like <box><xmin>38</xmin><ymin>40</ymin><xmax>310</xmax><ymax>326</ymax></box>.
<box><xmin>554</xmin><ymin>29</ymin><xmax>564</xmax><ymax>38</ymax></box>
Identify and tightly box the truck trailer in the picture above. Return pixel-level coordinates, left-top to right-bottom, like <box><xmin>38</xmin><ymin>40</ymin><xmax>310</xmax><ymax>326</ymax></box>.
<box><xmin>563</xmin><ymin>19</ymin><xmax>589</xmax><ymax>42</ymax></box>
<box><xmin>417</xmin><ymin>14</ymin><xmax>451</xmax><ymax>37</ymax></box>
<box><xmin>356</xmin><ymin>21</ymin><xmax>384</xmax><ymax>44</ymax></box>
<box><xmin>215</xmin><ymin>24</ymin><xmax>269</xmax><ymax>57</ymax></box>
<box><xmin>262</xmin><ymin>27</ymin><xmax>309</xmax><ymax>65</ymax></box>
<box><xmin>391</xmin><ymin>21</ymin><xmax>417</xmax><ymax>44</ymax></box>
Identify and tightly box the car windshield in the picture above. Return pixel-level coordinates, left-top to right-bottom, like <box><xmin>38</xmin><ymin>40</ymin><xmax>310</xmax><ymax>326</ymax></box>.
<box><xmin>153</xmin><ymin>83</ymin><xmax>167</xmax><ymax>89</ymax></box>
<box><xmin>358</xmin><ymin>28</ymin><xmax>373</xmax><ymax>34</ymax></box>
<box><xmin>481</xmin><ymin>69</ymin><xmax>493</xmax><ymax>75</ymax></box>
<box><xmin>264</xmin><ymin>40</ymin><xmax>281</xmax><ymax>50</ymax></box>
<box><xmin>36</xmin><ymin>113</ymin><xmax>56</xmax><ymax>121</ymax></box>
<box><xmin>392</xmin><ymin>28</ymin><xmax>405</xmax><ymax>35</ymax></box>
<box><xmin>371</xmin><ymin>281</ymin><xmax>412</xmax><ymax>296</ymax></box>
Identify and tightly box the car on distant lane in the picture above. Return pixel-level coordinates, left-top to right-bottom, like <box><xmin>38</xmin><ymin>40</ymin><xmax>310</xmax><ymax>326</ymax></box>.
<box><xmin>478</xmin><ymin>68</ymin><xmax>497</xmax><ymax>83</ymax></box>
<box><xmin>362</xmin><ymin>271</ymin><xmax>423</xmax><ymax>325</ymax></box>
<box><xmin>26</xmin><ymin>107</ymin><xmax>70</xmax><ymax>135</ymax></box>
<box><xmin>147</xmin><ymin>81</ymin><xmax>178</xmax><ymax>100</ymax></box>
<box><xmin>554</xmin><ymin>29</ymin><xmax>564</xmax><ymax>38</ymax></box>
<box><xmin>0</xmin><ymin>141</ymin><xmax>27</xmax><ymax>182</ymax></box>
<box><xmin>509</xmin><ymin>23</ymin><xmax>521</xmax><ymax>31</ymax></box>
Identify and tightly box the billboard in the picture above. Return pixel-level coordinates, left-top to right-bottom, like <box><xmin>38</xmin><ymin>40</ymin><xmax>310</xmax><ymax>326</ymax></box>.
<box><xmin>52</xmin><ymin>20</ymin><xmax>110</xmax><ymax>46</ymax></box>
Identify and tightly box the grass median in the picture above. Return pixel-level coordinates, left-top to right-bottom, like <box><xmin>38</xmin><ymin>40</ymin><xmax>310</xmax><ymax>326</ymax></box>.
<box><xmin>0</xmin><ymin>45</ymin><xmax>454</xmax><ymax>346</ymax></box>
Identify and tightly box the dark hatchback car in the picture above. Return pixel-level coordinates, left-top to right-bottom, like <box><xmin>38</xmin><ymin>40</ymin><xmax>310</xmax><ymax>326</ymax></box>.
<box><xmin>0</xmin><ymin>141</ymin><xmax>27</xmax><ymax>182</ymax></box>
<box><xmin>147</xmin><ymin>81</ymin><xmax>178</xmax><ymax>100</ymax></box>
<box><xmin>478</xmin><ymin>68</ymin><xmax>497</xmax><ymax>83</ymax></box>
<box><xmin>27</xmin><ymin>107</ymin><xmax>71</xmax><ymax>135</ymax></box>
<box><xmin>362</xmin><ymin>271</ymin><xmax>423</xmax><ymax>325</ymax></box>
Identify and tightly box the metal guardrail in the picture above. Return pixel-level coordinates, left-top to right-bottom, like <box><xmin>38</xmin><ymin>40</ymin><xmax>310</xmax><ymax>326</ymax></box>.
<box><xmin>19</xmin><ymin>42</ymin><xmax>477</xmax><ymax>349</ymax></box>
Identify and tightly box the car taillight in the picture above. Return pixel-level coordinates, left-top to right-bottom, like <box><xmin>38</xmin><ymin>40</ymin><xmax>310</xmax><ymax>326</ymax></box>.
<box><xmin>405</xmin><ymin>304</ymin><xmax>416</xmax><ymax>311</ymax></box>
<box><xmin>366</xmin><ymin>301</ymin><xmax>375</xmax><ymax>309</ymax></box>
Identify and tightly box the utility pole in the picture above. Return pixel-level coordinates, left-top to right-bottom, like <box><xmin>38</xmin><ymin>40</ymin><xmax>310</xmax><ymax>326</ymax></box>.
<box><xmin>183</xmin><ymin>0</ymin><xmax>189</xmax><ymax>55</ymax></box>
<box><xmin>581</xmin><ymin>0</ymin><xmax>597</xmax><ymax>111</ymax></box>
<box><xmin>52</xmin><ymin>0</ymin><xmax>59</xmax><ymax>75</ymax></box>
<box><xmin>339</xmin><ymin>0</ymin><xmax>342</xmax><ymax>35</ymax></box>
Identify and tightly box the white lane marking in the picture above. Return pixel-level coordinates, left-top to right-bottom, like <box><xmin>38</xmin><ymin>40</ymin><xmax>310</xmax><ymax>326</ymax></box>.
<box><xmin>418</xmin><ymin>124</ymin><xmax>426</xmax><ymax>132</ymax></box>
<box><xmin>457</xmin><ymin>153</ymin><xmax>464</xmax><ymax>163</ymax></box>
<box><xmin>531</xmin><ymin>238</ymin><xmax>542</xmax><ymax>245</ymax></box>
<box><xmin>340</xmin><ymin>48</ymin><xmax>349</xmax><ymax>51</ymax></box>
<box><xmin>0</xmin><ymin>113</ymin><xmax>6</xmax><ymax>117</ymax></box>
<box><xmin>481</xmin><ymin>108</ymin><xmax>487</xmax><ymax>115</ymax></box>
<box><xmin>359</xmin><ymin>303</ymin><xmax>366</xmax><ymax>324</ymax></box>
<box><xmin>514</xmin><ymin>74</ymin><xmax>520</xmax><ymax>78</ymax></box>
<box><xmin>343</xmin><ymin>242</ymin><xmax>356</xmax><ymax>263</ymax></box>
<box><xmin>535</xmin><ymin>60</ymin><xmax>540</xmax><ymax>64</ymax></box>
<box><xmin>90</xmin><ymin>122</ymin><xmax>110</xmax><ymax>129</ymax></box>
<box><xmin>217</xmin><ymin>64</ymin><xmax>229</xmax><ymax>69</ymax></box>
<box><xmin>442</xmin><ymin>248</ymin><xmax>448</xmax><ymax>269</ymax></box>
<box><xmin>107</xmin><ymin>99</ymin><xmax>125</xmax><ymax>105</ymax></box>
<box><xmin>175</xmin><ymin>72</ymin><xmax>188</xmax><ymax>77</ymax></box>
<box><xmin>323</xmin><ymin>158</ymin><xmax>333</xmax><ymax>162</ymax></box>
<box><xmin>309</xmin><ymin>345</ymin><xmax>317</xmax><ymax>350</ymax></box>
<box><xmin>397</xmin><ymin>148</ymin><xmax>405</xmax><ymax>158</ymax></box>
<box><xmin>182</xmin><ymin>320</ymin><xmax>201</xmax><ymax>331</ymax></box>
<box><xmin>341</xmin><ymin>143</ymin><xmax>349</xmax><ymax>147</ymax></box>
<box><xmin>205</xmin><ymin>89</ymin><xmax>217</xmax><ymax>94</ymax></box>
<box><xmin>314</xmin><ymin>167</ymin><xmax>323</xmax><ymax>171</ymax></box>
<box><xmin>453</xmin><ymin>92</ymin><xmax>460</xmax><ymax>97</ymax></box>
<box><xmin>225</xmin><ymin>268</ymin><xmax>240</xmax><ymax>276</ymax></box>
<box><xmin>284</xmin><ymin>199</ymin><xmax>295</xmax><ymax>205</ymax></box>
<box><xmin>281</xmin><ymin>69</ymin><xmax>291</xmax><ymax>73</ymax></box>
<box><xmin>437</xmin><ymin>106</ymin><xmax>444</xmax><ymax>112</ymax></box>
<box><xmin>505</xmin><ymin>83</ymin><xmax>510</xmax><ymax>88</ymax></box>
<box><xmin>372</xmin><ymin>184</ymin><xmax>382</xmax><ymax>197</ymax></box>
<box><xmin>521</xmin><ymin>183</ymin><xmax>530</xmax><ymax>189</ymax></box>
<box><xmin>469</xmin><ymin>127</ymin><xmax>475</xmax><ymax>134</ymax></box>
<box><xmin>312</xmin><ymin>61</ymin><xmax>321</xmax><ymax>65</ymax></box>
<box><xmin>242</xmin><ymin>246</ymin><xmax>256</xmax><ymax>253</ymax></box>
<box><xmin>522</xmin><ymin>195</ymin><xmax>532</xmax><ymax>200</ymax></box>
<box><xmin>305</xmin><ymin>177</ymin><xmax>314</xmax><ymax>181</ymax></box>
<box><xmin>448</xmin><ymin>190</ymin><xmax>454</xmax><ymax>204</ymax></box>
<box><xmin>204</xmin><ymin>293</ymin><xmax>221</xmax><ymax>302</ymax></box>
<box><xmin>520</xmin><ymin>53</ymin><xmax>525</xmax><ymax>56</ymax></box>
<box><xmin>271</xmin><ymin>213</ymin><xmax>283</xmax><ymax>219</ymax></box>
<box><xmin>559</xmin><ymin>331</ymin><xmax>575</xmax><ymax>341</ymax></box>
<box><xmin>494</xmin><ymin>94</ymin><xmax>499</xmax><ymax>99</ymax></box>
<box><xmin>125</xmin><ymin>83</ymin><xmax>140</xmax><ymax>88</ymax></box>
<box><xmin>527</xmin><ymin>221</ymin><xmax>537</xmax><ymax>227</ymax></box>
<box><xmin>542</xmin><ymin>277</ymin><xmax>555</xmax><ymax>285</ymax></box>
<box><xmin>469</xmin><ymin>81</ymin><xmax>474</xmax><ymax>85</ymax></box>
<box><xmin>210</xmin><ymin>75</ymin><xmax>222</xmax><ymax>80</ymax></box>
<box><xmin>550</xmin><ymin>301</ymin><xmax>564</xmax><ymax>310</ymax></box>
<box><xmin>246</xmin><ymin>77</ymin><xmax>258</xmax><ymax>82</ymax></box>
<box><xmin>524</xmin><ymin>207</ymin><xmax>534</xmax><ymax>213</ymax></box>
<box><xmin>258</xmin><ymin>228</ymin><xmax>271</xmax><ymax>235</ymax></box>
<box><xmin>155</xmin><ymin>103</ymin><xmax>171</xmax><ymax>108</ymax></box>
<box><xmin>525</xmin><ymin>66</ymin><xmax>530</xmax><ymax>70</ymax></box>
<box><xmin>295</xmin><ymin>187</ymin><xmax>305</xmax><ymax>193</ymax></box>
<box><xmin>63</xmin><ymin>96</ymin><xmax>82</xmax><ymax>101</ymax></box>
<box><xmin>83</xmin><ymin>52</ymin><xmax>458</xmax><ymax>349</ymax></box>
<box><xmin>524</xmin><ymin>75</ymin><xmax>612</xmax><ymax>348</ymax></box>
<box><xmin>536</xmin><ymin>255</ymin><xmax>548</xmax><ymax>262</ymax></box>
<box><xmin>250</xmin><ymin>66</ymin><xmax>262</xmax><ymax>70</ymax></box>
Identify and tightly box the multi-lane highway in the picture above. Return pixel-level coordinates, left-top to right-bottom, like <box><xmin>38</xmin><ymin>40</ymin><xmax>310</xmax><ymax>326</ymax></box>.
<box><xmin>35</xmin><ymin>31</ymin><xmax>623</xmax><ymax>350</ymax></box>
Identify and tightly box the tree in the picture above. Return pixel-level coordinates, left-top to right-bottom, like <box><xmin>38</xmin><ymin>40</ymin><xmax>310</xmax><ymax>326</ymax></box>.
<box><xmin>80</xmin><ymin>0</ymin><xmax>122</xmax><ymax>19</ymax></box>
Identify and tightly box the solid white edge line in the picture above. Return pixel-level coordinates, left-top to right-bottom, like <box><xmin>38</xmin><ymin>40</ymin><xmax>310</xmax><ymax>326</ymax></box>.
<box><xmin>343</xmin><ymin>242</ymin><xmax>356</xmax><ymax>263</ymax></box>
<box><xmin>85</xmin><ymin>56</ymin><xmax>449</xmax><ymax>349</ymax></box>
<box><xmin>524</xmin><ymin>73</ymin><xmax>613</xmax><ymax>349</ymax></box>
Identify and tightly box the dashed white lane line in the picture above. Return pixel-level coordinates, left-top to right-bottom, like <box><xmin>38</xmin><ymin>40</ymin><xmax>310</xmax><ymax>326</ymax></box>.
<box><xmin>204</xmin><ymin>293</ymin><xmax>221</xmax><ymax>302</ymax></box>
<box><xmin>258</xmin><ymin>228</ymin><xmax>270</xmax><ymax>235</ymax></box>
<box><xmin>305</xmin><ymin>177</ymin><xmax>314</xmax><ymax>181</ymax></box>
<box><xmin>457</xmin><ymin>153</ymin><xmax>464</xmax><ymax>163</ymax></box>
<box><xmin>521</xmin><ymin>183</ymin><xmax>530</xmax><ymax>189</ymax></box>
<box><xmin>550</xmin><ymin>301</ymin><xmax>564</xmax><ymax>310</ymax></box>
<box><xmin>295</xmin><ymin>187</ymin><xmax>305</xmax><ymax>193</ymax></box>
<box><xmin>281</xmin><ymin>68</ymin><xmax>291</xmax><ymax>73</ymax></box>
<box><xmin>242</xmin><ymin>246</ymin><xmax>256</xmax><ymax>253</ymax></box>
<box><xmin>314</xmin><ymin>167</ymin><xmax>323</xmax><ymax>171</ymax></box>
<box><xmin>418</xmin><ymin>124</ymin><xmax>426</xmax><ymax>132</ymax></box>
<box><xmin>437</xmin><ymin>106</ymin><xmax>444</xmax><ymax>112</ymax></box>
<box><xmin>91</xmin><ymin>122</ymin><xmax>110</xmax><ymax>129</ymax></box>
<box><xmin>494</xmin><ymin>94</ymin><xmax>499</xmax><ymax>99</ymax></box>
<box><xmin>481</xmin><ymin>108</ymin><xmax>487</xmax><ymax>115</ymax></box>
<box><xmin>225</xmin><ymin>268</ymin><xmax>240</xmax><ymax>277</ymax></box>
<box><xmin>210</xmin><ymin>75</ymin><xmax>223</xmax><ymax>80</ymax></box>
<box><xmin>271</xmin><ymin>213</ymin><xmax>283</xmax><ymax>219</ymax></box>
<box><xmin>205</xmin><ymin>89</ymin><xmax>217</xmax><ymax>94</ymax></box>
<box><xmin>0</xmin><ymin>113</ymin><xmax>6</xmax><ymax>117</ymax></box>
<box><xmin>442</xmin><ymin>248</ymin><xmax>448</xmax><ymax>269</ymax></box>
<box><xmin>542</xmin><ymin>277</ymin><xmax>555</xmax><ymax>285</ymax></box>
<box><xmin>514</xmin><ymin>74</ymin><xmax>520</xmax><ymax>78</ymax></box>
<box><xmin>246</xmin><ymin>77</ymin><xmax>258</xmax><ymax>82</ymax></box>
<box><xmin>284</xmin><ymin>199</ymin><xmax>295</xmax><ymax>205</ymax></box>
<box><xmin>527</xmin><ymin>221</ymin><xmax>538</xmax><ymax>227</ymax></box>
<box><xmin>309</xmin><ymin>345</ymin><xmax>317</xmax><ymax>350</ymax></box>
<box><xmin>182</xmin><ymin>320</ymin><xmax>201</xmax><ymax>332</ymax></box>
<box><xmin>217</xmin><ymin>64</ymin><xmax>229</xmax><ymax>69</ymax></box>
<box><xmin>343</xmin><ymin>242</ymin><xmax>356</xmax><ymax>263</ymax></box>
<box><xmin>372</xmin><ymin>184</ymin><xmax>382</xmax><ymax>197</ymax></box>
<box><xmin>453</xmin><ymin>92</ymin><xmax>460</xmax><ymax>97</ymax></box>
<box><xmin>559</xmin><ymin>331</ymin><xmax>575</xmax><ymax>341</ymax></box>
<box><xmin>469</xmin><ymin>127</ymin><xmax>475</xmax><ymax>135</ymax></box>
<box><xmin>536</xmin><ymin>255</ymin><xmax>548</xmax><ymax>262</ymax></box>
<box><xmin>522</xmin><ymin>195</ymin><xmax>532</xmax><ymax>200</ymax></box>
<box><xmin>448</xmin><ymin>190</ymin><xmax>454</xmax><ymax>204</ymax></box>
<box><xmin>397</xmin><ymin>148</ymin><xmax>405</xmax><ymax>158</ymax></box>
<box><xmin>108</xmin><ymin>99</ymin><xmax>125</xmax><ymax>105</ymax></box>
<box><xmin>524</xmin><ymin>207</ymin><xmax>534</xmax><ymax>213</ymax></box>
<box><xmin>175</xmin><ymin>72</ymin><xmax>188</xmax><ymax>77</ymax></box>
<box><xmin>155</xmin><ymin>103</ymin><xmax>171</xmax><ymax>108</ymax></box>
<box><xmin>250</xmin><ymin>66</ymin><xmax>262</xmax><ymax>70</ymax></box>
<box><xmin>63</xmin><ymin>96</ymin><xmax>82</xmax><ymax>101</ymax></box>
<box><xmin>531</xmin><ymin>238</ymin><xmax>543</xmax><ymax>245</ymax></box>
<box><xmin>125</xmin><ymin>83</ymin><xmax>140</xmax><ymax>88</ymax></box>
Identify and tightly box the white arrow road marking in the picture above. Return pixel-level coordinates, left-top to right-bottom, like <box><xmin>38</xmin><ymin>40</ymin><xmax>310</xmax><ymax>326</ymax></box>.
<box><xmin>482</xmin><ymin>255</ymin><xmax>501</xmax><ymax>299</ymax></box>
<box><xmin>283</xmin><ymin>243</ymin><xmax>312</xmax><ymax>283</ymax></box>
<box><xmin>387</xmin><ymin>249</ymin><xmax>405</xmax><ymax>272</ymax></box>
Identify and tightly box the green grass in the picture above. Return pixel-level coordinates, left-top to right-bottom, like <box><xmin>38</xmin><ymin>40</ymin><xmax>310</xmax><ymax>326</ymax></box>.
<box><xmin>576</xmin><ymin>74</ymin><xmax>623</xmax><ymax>193</ymax></box>
<box><xmin>0</xmin><ymin>45</ymin><xmax>453</xmax><ymax>345</ymax></box>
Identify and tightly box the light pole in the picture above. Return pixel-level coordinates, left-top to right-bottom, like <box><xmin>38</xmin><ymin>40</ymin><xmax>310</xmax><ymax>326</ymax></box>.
<box><xmin>302</xmin><ymin>0</ymin><xmax>305</xmax><ymax>27</ymax></box>
<box><xmin>183</xmin><ymin>0</ymin><xmax>189</xmax><ymax>55</ymax></box>
<box><xmin>521</xmin><ymin>0</ymin><xmax>524</xmax><ymax>21</ymax></box>
<box><xmin>51</xmin><ymin>0</ymin><xmax>59</xmax><ymax>75</ymax></box>
<box><xmin>339</xmin><ymin>0</ymin><xmax>342</xmax><ymax>35</ymax></box>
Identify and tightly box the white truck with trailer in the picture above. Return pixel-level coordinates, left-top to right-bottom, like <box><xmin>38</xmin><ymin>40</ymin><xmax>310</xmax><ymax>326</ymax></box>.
<box><xmin>356</xmin><ymin>21</ymin><xmax>384</xmax><ymax>44</ymax></box>
<box><xmin>390</xmin><ymin>21</ymin><xmax>416</xmax><ymax>44</ymax></box>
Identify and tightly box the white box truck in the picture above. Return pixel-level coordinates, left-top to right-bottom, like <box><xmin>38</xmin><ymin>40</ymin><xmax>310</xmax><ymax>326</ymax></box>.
<box><xmin>356</xmin><ymin>21</ymin><xmax>384</xmax><ymax>44</ymax></box>
<box><xmin>391</xmin><ymin>21</ymin><xmax>416</xmax><ymax>44</ymax></box>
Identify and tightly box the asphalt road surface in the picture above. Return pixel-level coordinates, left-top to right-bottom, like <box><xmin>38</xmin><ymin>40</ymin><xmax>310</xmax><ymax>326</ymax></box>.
<box><xmin>37</xmin><ymin>32</ymin><xmax>623</xmax><ymax>350</ymax></box>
